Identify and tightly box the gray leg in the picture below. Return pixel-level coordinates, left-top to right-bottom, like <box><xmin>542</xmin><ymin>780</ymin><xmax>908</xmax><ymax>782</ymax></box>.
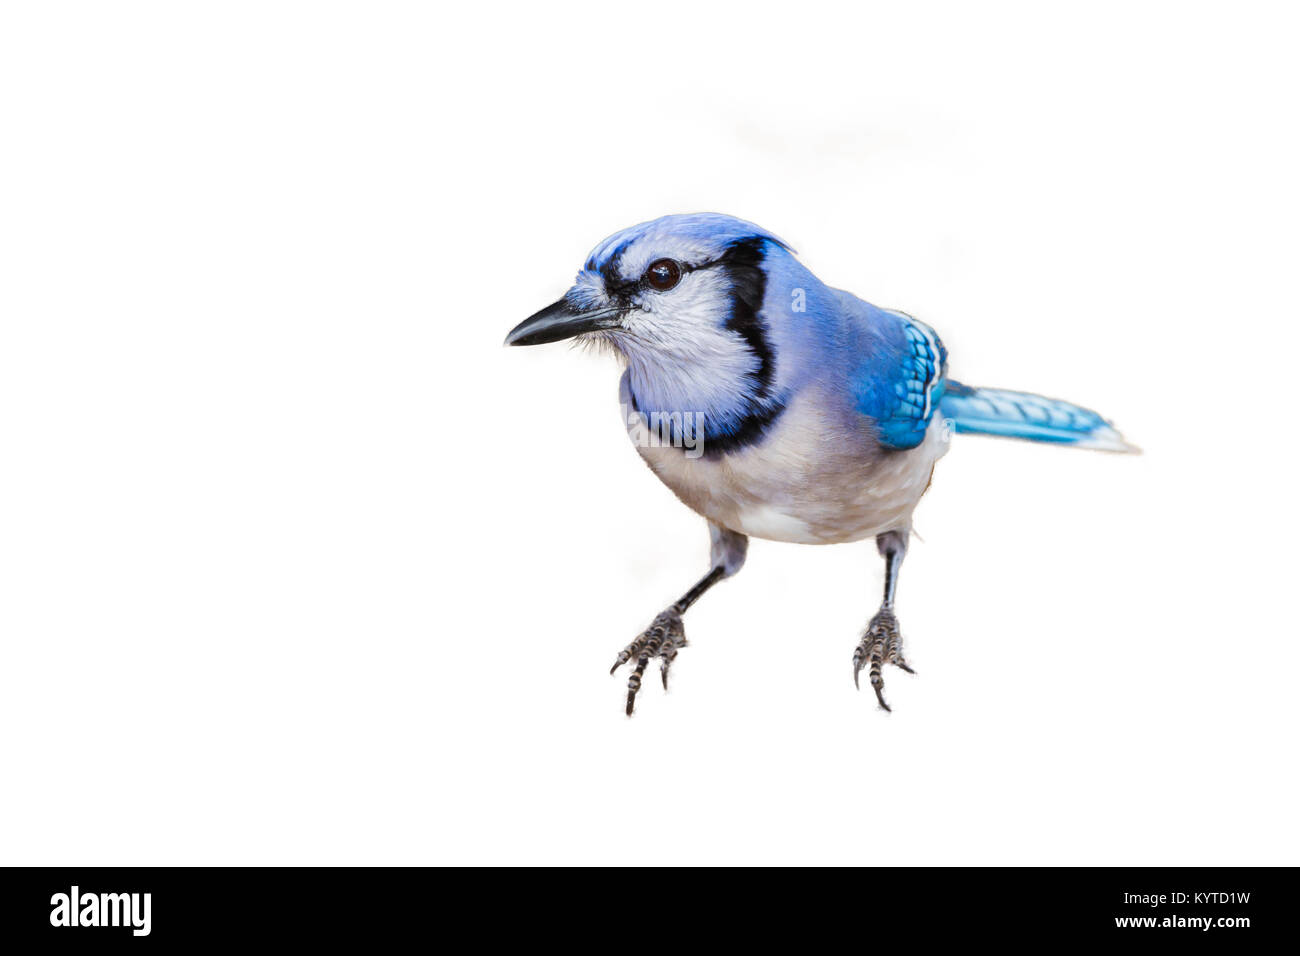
<box><xmin>610</xmin><ymin>522</ymin><xmax>747</xmax><ymax>715</ymax></box>
<box><xmin>853</xmin><ymin>530</ymin><xmax>916</xmax><ymax>711</ymax></box>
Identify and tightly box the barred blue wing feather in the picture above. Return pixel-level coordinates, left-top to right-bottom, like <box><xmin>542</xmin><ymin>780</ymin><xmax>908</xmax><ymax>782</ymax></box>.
<box><xmin>853</xmin><ymin>310</ymin><xmax>949</xmax><ymax>450</ymax></box>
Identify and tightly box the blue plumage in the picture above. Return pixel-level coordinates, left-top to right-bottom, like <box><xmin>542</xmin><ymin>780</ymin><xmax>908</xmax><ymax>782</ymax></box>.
<box><xmin>851</xmin><ymin>309</ymin><xmax>949</xmax><ymax>450</ymax></box>
<box><xmin>938</xmin><ymin>382</ymin><xmax>1135</xmax><ymax>451</ymax></box>
<box><xmin>505</xmin><ymin>213</ymin><xmax>1136</xmax><ymax>713</ymax></box>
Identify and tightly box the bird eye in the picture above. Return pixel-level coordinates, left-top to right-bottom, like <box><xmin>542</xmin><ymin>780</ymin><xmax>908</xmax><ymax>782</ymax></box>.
<box><xmin>643</xmin><ymin>258</ymin><xmax>682</xmax><ymax>292</ymax></box>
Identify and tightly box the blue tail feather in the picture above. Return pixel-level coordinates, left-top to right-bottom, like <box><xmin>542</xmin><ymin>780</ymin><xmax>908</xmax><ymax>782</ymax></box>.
<box><xmin>938</xmin><ymin>381</ymin><xmax>1138</xmax><ymax>453</ymax></box>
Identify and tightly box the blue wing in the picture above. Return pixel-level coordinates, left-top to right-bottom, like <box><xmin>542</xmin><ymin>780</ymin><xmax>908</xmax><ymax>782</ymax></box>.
<box><xmin>850</xmin><ymin>308</ymin><xmax>948</xmax><ymax>450</ymax></box>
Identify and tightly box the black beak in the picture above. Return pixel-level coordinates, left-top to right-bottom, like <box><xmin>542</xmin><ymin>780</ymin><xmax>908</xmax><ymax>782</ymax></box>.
<box><xmin>504</xmin><ymin>298</ymin><xmax>622</xmax><ymax>346</ymax></box>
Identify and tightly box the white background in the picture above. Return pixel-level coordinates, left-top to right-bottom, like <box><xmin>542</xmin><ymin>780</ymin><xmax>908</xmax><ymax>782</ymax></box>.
<box><xmin>2</xmin><ymin>1</ymin><xmax>1297</xmax><ymax>865</ymax></box>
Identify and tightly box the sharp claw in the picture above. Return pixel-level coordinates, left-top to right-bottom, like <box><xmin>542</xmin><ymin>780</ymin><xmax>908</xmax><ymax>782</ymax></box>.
<box><xmin>853</xmin><ymin>662</ymin><xmax>862</xmax><ymax>690</ymax></box>
<box><xmin>897</xmin><ymin>662</ymin><xmax>916</xmax><ymax>675</ymax></box>
<box><xmin>610</xmin><ymin>645</ymin><xmax>637</xmax><ymax>675</ymax></box>
<box><xmin>612</xmin><ymin>608</ymin><xmax>689</xmax><ymax>714</ymax></box>
<box><xmin>874</xmin><ymin>686</ymin><xmax>891</xmax><ymax>711</ymax></box>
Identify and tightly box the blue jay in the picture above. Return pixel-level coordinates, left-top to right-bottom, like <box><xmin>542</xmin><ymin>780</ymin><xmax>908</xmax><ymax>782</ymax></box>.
<box><xmin>506</xmin><ymin>214</ymin><xmax>1135</xmax><ymax>714</ymax></box>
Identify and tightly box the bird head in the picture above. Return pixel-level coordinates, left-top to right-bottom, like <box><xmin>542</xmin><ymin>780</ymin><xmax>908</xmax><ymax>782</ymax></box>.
<box><xmin>506</xmin><ymin>213</ymin><xmax>810</xmax><ymax>444</ymax></box>
<box><xmin>506</xmin><ymin>212</ymin><xmax>789</xmax><ymax>351</ymax></box>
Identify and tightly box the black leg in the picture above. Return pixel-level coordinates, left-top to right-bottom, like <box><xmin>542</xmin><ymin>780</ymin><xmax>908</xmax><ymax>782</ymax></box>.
<box><xmin>673</xmin><ymin>565</ymin><xmax>725</xmax><ymax>615</ymax></box>
<box><xmin>881</xmin><ymin>538</ymin><xmax>903</xmax><ymax>610</ymax></box>
<box><xmin>609</xmin><ymin>523</ymin><xmax>746</xmax><ymax>715</ymax></box>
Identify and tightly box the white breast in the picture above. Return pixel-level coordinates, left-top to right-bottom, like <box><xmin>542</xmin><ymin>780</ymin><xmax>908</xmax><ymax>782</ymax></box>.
<box><xmin>621</xmin><ymin>376</ymin><xmax>951</xmax><ymax>545</ymax></box>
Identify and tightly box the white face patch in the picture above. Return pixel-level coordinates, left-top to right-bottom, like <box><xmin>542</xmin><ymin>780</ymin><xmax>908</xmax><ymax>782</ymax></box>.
<box><xmin>571</xmin><ymin>240</ymin><xmax>767</xmax><ymax>426</ymax></box>
<box><xmin>623</xmin><ymin>265</ymin><xmax>730</xmax><ymax>332</ymax></box>
<box><xmin>613</xmin><ymin>266</ymin><xmax>761</xmax><ymax>425</ymax></box>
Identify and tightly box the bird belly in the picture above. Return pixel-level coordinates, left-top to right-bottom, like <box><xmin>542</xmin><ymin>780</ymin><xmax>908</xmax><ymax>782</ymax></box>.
<box><xmin>625</xmin><ymin>385</ymin><xmax>951</xmax><ymax>545</ymax></box>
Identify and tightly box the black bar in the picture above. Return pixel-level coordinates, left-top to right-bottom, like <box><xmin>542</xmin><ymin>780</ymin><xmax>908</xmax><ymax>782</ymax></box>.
<box><xmin>0</xmin><ymin>866</ymin><xmax>1289</xmax><ymax>945</ymax></box>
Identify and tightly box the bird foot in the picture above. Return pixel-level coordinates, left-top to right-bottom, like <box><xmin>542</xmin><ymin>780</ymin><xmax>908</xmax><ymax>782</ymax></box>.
<box><xmin>609</xmin><ymin>608</ymin><xmax>686</xmax><ymax>716</ymax></box>
<box><xmin>852</xmin><ymin>607</ymin><xmax>915</xmax><ymax>711</ymax></box>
